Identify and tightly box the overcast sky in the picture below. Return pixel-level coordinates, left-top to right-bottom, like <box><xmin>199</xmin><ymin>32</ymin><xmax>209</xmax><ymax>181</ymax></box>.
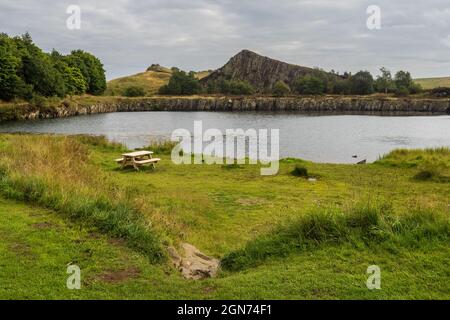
<box><xmin>1</xmin><ymin>0</ymin><xmax>449</xmax><ymax>80</ymax></box>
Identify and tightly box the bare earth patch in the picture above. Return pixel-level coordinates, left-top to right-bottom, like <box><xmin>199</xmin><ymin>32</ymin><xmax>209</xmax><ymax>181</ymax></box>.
<box><xmin>95</xmin><ymin>266</ymin><xmax>141</xmax><ymax>284</ymax></box>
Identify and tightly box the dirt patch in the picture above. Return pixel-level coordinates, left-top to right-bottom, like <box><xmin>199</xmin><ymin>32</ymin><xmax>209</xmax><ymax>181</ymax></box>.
<box><xmin>107</xmin><ymin>238</ymin><xmax>126</xmax><ymax>247</ymax></box>
<box><xmin>236</xmin><ymin>198</ymin><xmax>266</xmax><ymax>206</ymax></box>
<box><xmin>95</xmin><ymin>266</ymin><xmax>141</xmax><ymax>284</ymax></box>
<box><xmin>32</xmin><ymin>222</ymin><xmax>57</xmax><ymax>230</ymax></box>
<box><xmin>9</xmin><ymin>242</ymin><xmax>34</xmax><ymax>258</ymax></box>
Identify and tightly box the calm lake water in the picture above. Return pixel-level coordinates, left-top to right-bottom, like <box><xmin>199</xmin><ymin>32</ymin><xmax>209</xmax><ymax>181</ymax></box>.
<box><xmin>0</xmin><ymin>112</ymin><xmax>449</xmax><ymax>163</ymax></box>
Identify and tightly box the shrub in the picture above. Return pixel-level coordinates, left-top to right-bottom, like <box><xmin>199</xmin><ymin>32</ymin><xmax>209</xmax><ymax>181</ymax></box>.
<box><xmin>272</xmin><ymin>81</ymin><xmax>290</xmax><ymax>97</ymax></box>
<box><xmin>409</xmin><ymin>82</ymin><xmax>423</xmax><ymax>94</ymax></box>
<box><xmin>332</xmin><ymin>79</ymin><xmax>351</xmax><ymax>95</ymax></box>
<box><xmin>159</xmin><ymin>69</ymin><xmax>202</xmax><ymax>95</ymax></box>
<box><xmin>350</xmin><ymin>71</ymin><xmax>374</xmax><ymax>95</ymax></box>
<box><xmin>294</xmin><ymin>75</ymin><xmax>326</xmax><ymax>95</ymax></box>
<box><xmin>210</xmin><ymin>79</ymin><xmax>255</xmax><ymax>95</ymax></box>
<box><xmin>123</xmin><ymin>86</ymin><xmax>146</xmax><ymax>97</ymax></box>
<box><xmin>291</xmin><ymin>165</ymin><xmax>308</xmax><ymax>177</ymax></box>
<box><xmin>395</xmin><ymin>86</ymin><xmax>410</xmax><ymax>97</ymax></box>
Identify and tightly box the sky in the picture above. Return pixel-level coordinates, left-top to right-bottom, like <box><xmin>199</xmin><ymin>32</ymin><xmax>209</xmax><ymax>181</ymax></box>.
<box><xmin>1</xmin><ymin>0</ymin><xmax>449</xmax><ymax>80</ymax></box>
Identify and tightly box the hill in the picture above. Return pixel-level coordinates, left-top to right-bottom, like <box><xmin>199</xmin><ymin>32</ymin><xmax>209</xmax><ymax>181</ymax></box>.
<box><xmin>200</xmin><ymin>50</ymin><xmax>337</xmax><ymax>92</ymax></box>
<box><xmin>414</xmin><ymin>77</ymin><xmax>450</xmax><ymax>90</ymax></box>
<box><xmin>105</xmin><ymin>65</ymin><xmax>210</xmax><ymax>96</ymax></box>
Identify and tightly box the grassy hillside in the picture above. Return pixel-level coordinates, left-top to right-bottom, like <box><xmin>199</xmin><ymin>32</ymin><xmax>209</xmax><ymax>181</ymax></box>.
<box><xmin>0</xmin><ymin>134</ymin><xmax>448</xmax><ymax>299</ymax></box>
<box><xmin>414</xmin><ymin>77</ymin><xmax>450</xmax><ymax>90</ymax></box>
<box><xmin>105</xmin><ymin>67</ymin><xmax>211</xmax><ymax>96</ymax></box>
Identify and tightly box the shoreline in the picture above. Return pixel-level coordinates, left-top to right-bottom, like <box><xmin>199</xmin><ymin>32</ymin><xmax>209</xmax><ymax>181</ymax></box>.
<box><xmin>1</xmin><ymin>95</ymin><xmax>449</xmax><ymax>122</ymax></box>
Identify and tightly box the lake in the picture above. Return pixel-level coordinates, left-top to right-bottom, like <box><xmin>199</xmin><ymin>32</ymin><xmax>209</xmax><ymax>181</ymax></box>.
<box><xmin>0</xmin><ymin>112</ymin><xmax>449</xmax><ymax>163</ymax></box>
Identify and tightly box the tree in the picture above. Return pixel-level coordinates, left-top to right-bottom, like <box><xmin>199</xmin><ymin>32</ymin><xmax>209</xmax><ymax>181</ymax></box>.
<box><xmin>375</xmin><ymin>67</ymin><xmax>396</xmax><ymax>94</ymax></box>
<box><xmin>394</xmin><ymin>71</ymin><xmax>413</xmax><ymax>90</ymax></box>
<box><xmin>0</xmin><ymin>50</ymin><xmax>31</xmax><ymax>100</ymax></box>
<box><xmin>332</xmin><ymin>78</ymin><xmax>351</xmax><ymax>95</ymax></box>
<box><xmin>159</xmin><ymin>69</ymin><xmax>202</xmax><ymax>95</ymax></box>
<box><xmin>350</xmin><ymin>71</ymin><xmax>374</xmax><ymax>95</ymax></box>
<box><xmin>294</xmin><ymin>75</ymin><xmax>326</xmax><ymax>95</ymax></box>
<box><xmin>66</xmin><ymin>50</ymin><xmax>106</xmax><ymax>95</ymax></box>
<box><xmin>272</xmin><ymin>81</ymin><xmax>290</xmax><ymax>97</ymax></box>
<box><xmin>0</xmin><ymin>33</ymin><xmax>105</xmax><ymax>101</ymax></box>
<box><xmin>64</xmin><ymin>66</ymin><xmax>87</xmax><ymax>95</ymax></box>
<box><xmin>217</xmin><ymin>79</ymin><xmax>255</xmax><ymax>95</ymax></box>
<box><xmin>123</xmin><ymin>86</ymin><xmax>146</xmax><ymax>97</ymax></box>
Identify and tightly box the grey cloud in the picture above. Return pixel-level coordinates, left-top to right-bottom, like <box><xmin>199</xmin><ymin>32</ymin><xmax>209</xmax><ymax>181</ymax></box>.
<box><xmin>0</xmin><ymin>0</ymin><xmax>449</xmax><ymax>79</ymax></box>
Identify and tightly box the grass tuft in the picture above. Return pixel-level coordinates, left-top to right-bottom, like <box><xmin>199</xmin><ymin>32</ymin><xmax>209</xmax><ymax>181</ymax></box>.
<box><xmin>221</xmin><ymin>201</ymin><xmax>449</xmax><ymax>272</ymax></box>
<box><xmin>0</xmin><ymin>134</ymin><xmax>165</xmax><ymax>263</ymax></box>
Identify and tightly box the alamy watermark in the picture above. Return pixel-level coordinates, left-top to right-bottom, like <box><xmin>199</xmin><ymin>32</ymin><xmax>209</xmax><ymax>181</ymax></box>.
<box><xmin>66</xmin><ymin>5</ymin><xmax>81</xmax><ymax>30</ymax></box>
<box><xmin>366</xmin><ymin>265</ymin><xmax>381</xmax><ymax>290</ymax></box>
<box><xmin>66</xmin><ymin>264</ymin><xmax>81</xmax><ymax>290</ymax></box>
<box><xmin>170</xmin><ymin>121</ymin><xmax>280</xmax><ymax>176</ymax></box>
<box><xmin>367</xmin><ymin>5</ymin><xmax>381</xmax><ymax>30</ymax></box>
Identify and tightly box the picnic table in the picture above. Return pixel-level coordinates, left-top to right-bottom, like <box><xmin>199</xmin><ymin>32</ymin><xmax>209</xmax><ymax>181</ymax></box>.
<box><xmin>115</xmin><ymin>151</ymin><xmax>161</xmax><ymax>170</ymax></box>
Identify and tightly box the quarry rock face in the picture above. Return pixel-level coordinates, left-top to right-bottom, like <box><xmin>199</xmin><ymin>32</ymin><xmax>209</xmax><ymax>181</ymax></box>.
<box><xmin>1</xmin><ymin>96</ymin><xmax>449</xmax><ymax>122</ymax></box>
<box><xmin>200</xmin><ymin>50</ymin><xmax>335</xmax><ymax>91</ymax></box>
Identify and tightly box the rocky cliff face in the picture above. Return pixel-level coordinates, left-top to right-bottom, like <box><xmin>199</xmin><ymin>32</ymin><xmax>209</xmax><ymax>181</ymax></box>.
<box><xmin>1</xmin><ymin>96</ymin><xmax>448</xmax><ymax>122</ymax></box>
<box><xmin>200</xmin><ymin>50</ymin><xmax>335</xmax><ymax>91</ymax></box>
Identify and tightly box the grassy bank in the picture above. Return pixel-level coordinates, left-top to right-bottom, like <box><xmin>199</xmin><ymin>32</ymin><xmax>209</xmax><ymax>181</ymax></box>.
<box><xmin>0</xmin><ymin>134</ymin><xmax>448</xmax><ymax>299</ymax></box>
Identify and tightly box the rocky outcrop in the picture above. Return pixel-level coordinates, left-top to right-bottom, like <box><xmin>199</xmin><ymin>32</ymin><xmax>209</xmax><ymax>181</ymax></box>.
<box><xmin>200</xmin><ymin>50</ymin><xmax>338</xmax><ymax>91</ymax></box>
<box><xmin>168</xmin><ymin>243</ymin><xmax>219</xmax><ymax>280</ymax></box>
<box><xmin>1</xmin><ymin>96</ymin><xmax>449</xmax><ymax>122</ymax></box>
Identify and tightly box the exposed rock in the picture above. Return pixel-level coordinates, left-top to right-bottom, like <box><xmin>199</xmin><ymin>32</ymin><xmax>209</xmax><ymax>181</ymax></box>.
<box><xmin>168</xmin><ymin>243</ymin><xmax>219</xmax><ymax>280</ymax></box>
<box><xmin>1</xmin><ymin>96</ymin><xmax>449</xmax><ymax>122</ymax></box>
<box><xmin>200</xmin><ymin>49</ymin><xmax>339</xmax><ymax>91</ymax></box>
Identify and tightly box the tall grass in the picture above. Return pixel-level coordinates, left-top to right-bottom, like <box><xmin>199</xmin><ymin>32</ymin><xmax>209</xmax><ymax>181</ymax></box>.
<box><xmin>0</xmin><ymin>134</ymin><xmax>165</xmax><ymax>263</ymax></box>
<box><xmin>221</xmin><ymin>201</ymin><xmax>449</xmax><ymax>271</ymax></box>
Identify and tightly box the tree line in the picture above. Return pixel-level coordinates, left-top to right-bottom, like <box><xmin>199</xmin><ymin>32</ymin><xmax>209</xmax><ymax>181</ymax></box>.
<box><xmin>0</xmin><ymin>33</ymin><xmax>106</xmax><ymax>101</ymax></box>
<box><xmin>158</xmin><ymin>67</ymin><xmax>422</xmax><ymax>97</ymax></box>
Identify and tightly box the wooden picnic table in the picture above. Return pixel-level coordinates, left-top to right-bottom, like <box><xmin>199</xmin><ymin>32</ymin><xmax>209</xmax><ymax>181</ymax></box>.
<box><xmin>115</xmin><ymin>150</ymin><xmax>161</xmax><ymax>170</ymax></box>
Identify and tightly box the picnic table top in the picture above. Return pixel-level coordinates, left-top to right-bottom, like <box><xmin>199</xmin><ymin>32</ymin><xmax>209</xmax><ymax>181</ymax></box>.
<box><xmin>122</xmin><ymin>151</ymin><xmax>153</xmax><ymax>157</ymax></box>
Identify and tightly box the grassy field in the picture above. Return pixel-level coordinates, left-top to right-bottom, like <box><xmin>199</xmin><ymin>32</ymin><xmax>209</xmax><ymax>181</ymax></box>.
<box><xmin>415</xmin><ymin>77</ymin><xmax>450</xmax><ymax>90</ymax></box>
<box><xmin>105</xmin><ymin>67</ymin><xmax>211</xmax><ymax>96</ymax></box>
<box><xmin>0</xmin><ymin>134</ymin><xmax>448</xmax><ymax>299</ymax></box>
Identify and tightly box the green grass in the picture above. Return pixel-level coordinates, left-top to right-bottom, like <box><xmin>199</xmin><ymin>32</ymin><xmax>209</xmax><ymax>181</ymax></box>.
<box><xmin>414</xmin><ymin>77</ymin><xmax>450</xmax><ymax>90</ymax></box>
<box><xmin>105</xmin><ymin>69</ymin><xmax>211</xmax><ymax>96</ymax></box>
<box><xmin>0</xmin><ymin>134</ymin><xmax>449</xmax><ymax>299</ymax></box>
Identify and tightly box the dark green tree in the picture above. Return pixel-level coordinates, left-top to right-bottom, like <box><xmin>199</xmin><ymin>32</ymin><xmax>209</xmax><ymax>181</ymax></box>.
<box><xmin>294</xmin><ymin>75</ymin><xmax>326</xmax><ymax>95</ymax></box>
<box><xmin>375</xmin><ymin>67</ymin><xmax>396</xmax><ymax>94</ymax></box>
<box><xmin>272</xmin><ymin>81</ymin><xmax>290</xmax><ymax>97</ymax></box>
<box><xmin>394</xmin><ymin>71</ymin><xmax>413</xmax><ymax>90</ymax></box>
<box><xmin>350</xmin><ymin>71</ymin><xmax>374</xmax><ymax>95</ymax></box>
<box><xmin>159</xmin><ymin>69</ymin><xmax>202</xmax><ymax>95</ymax></box>
<box><xmin>66</xmin><ymin>50</ymin><xmax>106</xmax><ymax>95</ymax></box>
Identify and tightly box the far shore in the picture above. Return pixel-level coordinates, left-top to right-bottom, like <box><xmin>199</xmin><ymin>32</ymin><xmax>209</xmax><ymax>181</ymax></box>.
<box><xmin>1</xmin><ymin>94</ymin><xmax>449</xmax><ymax>122</ymax></box>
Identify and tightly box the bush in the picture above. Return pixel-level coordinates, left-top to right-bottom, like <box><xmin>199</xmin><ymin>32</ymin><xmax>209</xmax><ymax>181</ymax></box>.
<box><xmin>294</xmin><ymin>75</ymin><xmax>326</xmax><ymax>95</ymax></box>
<box><xmin>332</xmin><ymin>79</ymin><xmax>351</xmax><ymax>95</ymax></box>
<box><xmin>291</xmin><ymin>165</ymin><xmax>308</xmax><ymax>177</ymax></box>
<box><xmin>350</xmin><ymin>71</ymin><xmax>374</xmax><ymax>95</ymax></box>
<box><xmin>395</xmin><ymin>86</ymin><xmax>409</xmax><ymax>97</ymax></box>
<box><xmin>429</xmin><ymin>87</ymin><xmax>450</xmax><ymax>98</ymax></box>
<box><xmin>123</xmin><ymin>86</ymin><xmax>146</xmax><ymax>97</ymax></box>
<box><xmin>159</xmin><ymin>69</ymin><xmax>202</xmax><ymax>95</ymax></box>
<box><xmin>272</xmin><ymin>81</ymin><xmax>290</xmax><ymax>97</ymax></box>
<box><xmin>409</xmin><ymin>82</ymin><xmax>423</xmax><ymax>94</ymax></box>
<box><xmin>208</xmin><ymin>79</ymin><xmax>255</xmax><ymax>95</ymax></box>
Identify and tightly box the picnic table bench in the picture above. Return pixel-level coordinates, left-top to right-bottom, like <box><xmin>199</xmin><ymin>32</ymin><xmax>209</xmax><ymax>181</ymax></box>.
<box><xmin>115</xmin><ymin>151</ymin><xmax>160</xmax><ymax>170</ymax></box>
